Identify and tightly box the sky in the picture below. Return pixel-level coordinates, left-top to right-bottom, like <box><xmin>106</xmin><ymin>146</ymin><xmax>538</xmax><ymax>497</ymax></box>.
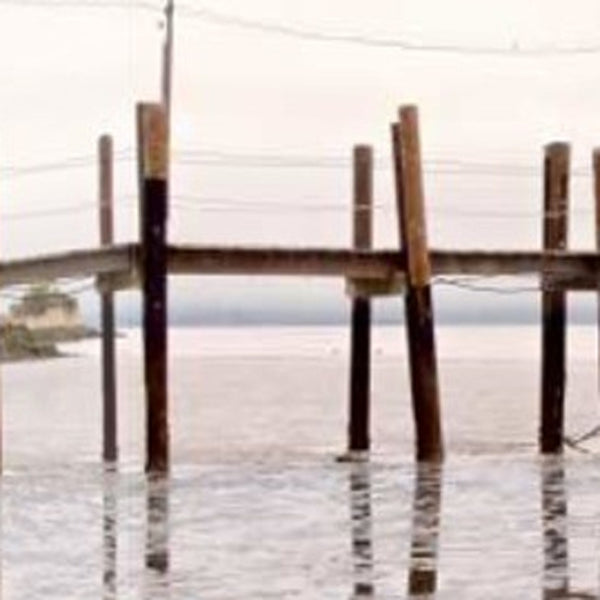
<box><xmin>2</xmin><ymin>0</ymin><xmax>600</xmax><ymax>323</ymax></box>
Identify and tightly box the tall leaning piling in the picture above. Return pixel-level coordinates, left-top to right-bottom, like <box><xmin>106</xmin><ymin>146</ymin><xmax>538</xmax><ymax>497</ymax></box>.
<box><xmin>391</xmin><ymin>106</ymin><xmax>444</xmax><ymax>463</ymax></box>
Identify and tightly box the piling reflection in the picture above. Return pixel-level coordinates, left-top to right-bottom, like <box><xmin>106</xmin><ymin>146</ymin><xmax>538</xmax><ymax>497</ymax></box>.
<box><xmin>407</xmin><ymin>463</ymin><xmax>443</xmax><ymax>599</ymax></box>
<box><xmin>102</xmin><ymin>466</ymin><xmax>118</xmax><ymax>600</ymax></box>
<box><xmin>348</xmin><ymin>462</ymin><xmax>375</xmax><ymax>599</ymax></box>
<box><xmin>144</xmin><ymin>474</ymin><xmax>170</xmax><ymax>599</ymax></box>
<box><xmin>540</xmin><ymin>456</ymin><xmax>570</xmax><ymax>600</ymax></box>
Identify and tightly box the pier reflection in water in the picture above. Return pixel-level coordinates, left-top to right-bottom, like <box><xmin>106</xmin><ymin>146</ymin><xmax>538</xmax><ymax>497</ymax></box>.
<box><xmin>102</xmin><ymin>467</ymin><xmax>117</xmax><ymax>600</ymax></box>
<box><xmin>101</xmin><ymin>471</ymin><xmax>171</xmax><ymax>599</ymax></box>
<box><xmin>347</xmin><ymin>461</ymin><xmax>443</xmax><ymax>600</ymax></box>
<box><xmin>143</xmin><ymin>474</ymin><xmax>170</xmax><ymax>599</ymax></box>
<box><xmin>407</xmin><ymin>463</ymin><xmax>443</xmax><ymax>599</ymax></box>
<box><xmin>4</xmin><ymin>456</ymin><xmax>600</xmax><ymax>598</ymax></box>
<box><xmin>541</xmin><ymin>457</ymin><xmax>569</xmax><ymax>599</ymax></box>
<box><xmin>348</xmin><ymin>462</ymin><xmax>375</xmax><ymax>599</ymax></box>
<box><xmin>539</xmin><ymin>456</ymin><xmax>597</xmax><ymax>600</ymax></box>
<box><xmin>346</xmin><ymin>457</ymin><xmax>600</xmax><ymax>599</ymax></box>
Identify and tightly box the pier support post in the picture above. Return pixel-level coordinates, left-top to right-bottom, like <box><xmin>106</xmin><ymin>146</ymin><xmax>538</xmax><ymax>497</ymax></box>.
<box><xmin>347</xmin><ymin>145</ymin><xmax>373</xmax><ymax>456</ymax></box>
<box><xmin>540</xmin><ymin>143</ymin><xmax>570</xmax><ymax>454</ymax></box>
<box><xmin>593</xmin><ymin>149</ymin><xmax>600</xmax><ymax>395</ymax></box>
<box><xmin>391</xmin><ymin>106</ymin><xmax>443</xmax><ymax>463</ymax></box>
<box><xmin>137</xmin><ymin>103</ymin><xmax>169</xmax><ymax>474</ymax></box>
<box><xmin>99</xmin><ymin>135</ymin><xmax>118</xmax><ymax>463</ymax></box>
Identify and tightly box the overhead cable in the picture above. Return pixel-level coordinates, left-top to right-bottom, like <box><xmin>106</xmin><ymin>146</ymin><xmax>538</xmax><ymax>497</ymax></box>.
<box><xmin>178</xmin><ymin>3</ymin><xmax>600</xmax><ymax>57</ymax></box>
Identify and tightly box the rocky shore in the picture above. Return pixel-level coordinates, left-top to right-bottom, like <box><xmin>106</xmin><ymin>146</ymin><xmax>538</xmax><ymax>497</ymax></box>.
<box><xmin>1</xmin><ymin>285</ymin><xmax>97</xmax><ymax>362</ymax></box>
<box><xmin>0</xmin><ymin>323</ymin><xmax>60</xmax><ymax>362</ymax></box>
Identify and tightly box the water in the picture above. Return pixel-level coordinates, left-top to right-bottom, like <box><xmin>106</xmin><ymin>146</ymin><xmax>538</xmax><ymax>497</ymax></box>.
<box><xmin>2</xmin><ymin>325</ymin><xmax>600</xmax><ymax>598</ymax></box>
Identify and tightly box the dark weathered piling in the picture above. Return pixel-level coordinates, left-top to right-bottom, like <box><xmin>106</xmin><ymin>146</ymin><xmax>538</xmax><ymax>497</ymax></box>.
<box><xmin>137</xmin><ymin>103</ymin><xmax>169</xmax><ymax>474</ymax></box>
<box><xmin>593</xmin><ymin>149</ymin><xmax>600</xmax><ymax>394</ymax></box>
<box><xmin>348</xmin><ymin>145</ymin><xmax>373</xmax><ymax>455</ymax></box>
<box><xmin>99</xmin><ymin>135</ymin><xmax>118</xmax><ymax>463</ymax></box>
<box><xmin>391</xmin><ymin>106</ymin><xmax>443</xmax><ymax>463</ymax></box>
<box><xmin>540</xmin><ymin>143</ymin><xmax>570</xmax><ymax>454</ymax></box>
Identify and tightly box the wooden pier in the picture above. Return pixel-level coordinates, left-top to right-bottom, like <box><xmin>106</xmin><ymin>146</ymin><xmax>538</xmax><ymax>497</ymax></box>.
<box><xmin>2</xmin><ymin>103</ymin><xmax>600</xmax><ymax>472</ymax></box>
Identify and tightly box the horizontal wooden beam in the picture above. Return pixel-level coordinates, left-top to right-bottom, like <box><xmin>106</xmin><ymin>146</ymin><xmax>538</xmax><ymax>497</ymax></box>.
<box><xmin>431</xmin><ymin>250</ymin><xmax>600</xmax><ymax>289</ymax></box>
<box><xmin>168</xmin><ymin>246</ymin><xmax>402</xmax><ymax>279</ymax></box>
<box><xmin>0</xmin><ymin>244</ymin><xmax>137</xmax><ymax>288</ymax></box>
<box><xmin>1</xmin><ymin>244</ymin><xmax>599</xmax><ymax>290</ymax></box>
<box><xmin>169</xmin><ymin>246</ymin><xmax>600</xmax><ymax>290</ymax></box>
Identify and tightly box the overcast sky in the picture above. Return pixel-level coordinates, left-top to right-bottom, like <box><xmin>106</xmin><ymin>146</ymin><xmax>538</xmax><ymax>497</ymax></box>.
<box><xmin>2</xmin><ymin>0</ymin><xmax>600</xmax><ymax>321</ymax></box>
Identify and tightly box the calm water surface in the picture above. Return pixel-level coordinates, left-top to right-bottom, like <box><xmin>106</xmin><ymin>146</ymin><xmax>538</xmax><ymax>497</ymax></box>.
<box><xmin>2</xmin><ymin>325</ymin><xmax>600</xmax><ymax>599</ymax></box>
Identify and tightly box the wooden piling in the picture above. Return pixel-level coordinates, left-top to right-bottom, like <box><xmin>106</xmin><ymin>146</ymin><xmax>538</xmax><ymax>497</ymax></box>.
<box><xmin>540</xmin><ymin>143</ymin><xmax>570</xmax><ymax>454</ymax></box>
<box><xmin>99</xmin><ymin>135</ymin><xmax>118</xmax><ymax>463</ymax></box>
<box><xmin>391</xmin><ymin>106</ymin><xmax>443</xmax><ymax>463</ymax></box>
<box><xmin>348</xmin><ymin>145</ymin><xmax>373</xmax><ymax>455</ymax></box>
<box><xmin>137</xmin><ymin>103</ymin><xmax>169</xmax><ymax>474</ymax></box>
<box><xmin>593</xmin><ymin>149</ymin><xmax>600</xmax><ymax>395</ymax></box>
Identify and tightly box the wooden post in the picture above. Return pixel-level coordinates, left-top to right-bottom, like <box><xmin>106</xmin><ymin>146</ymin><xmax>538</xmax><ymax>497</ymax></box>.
<box><xmin>391</xmin><ymin>105</ymin><xmax>443</xmax><ymax>463</ymax></box>
<box><xmin>137</xmin><ymin>103</ymin><xmax>169</xmax><ymax>474</ymax></box>
<box><xmin>99</xmin><ymin>135</ymin><xmax>118</xmax><ymax>464</ymax></box>
<box><xmin>348</xmin><ymin>145</ymin><xmax>373</xmax><ymax>456</ymax></box>
<box><xmin>593</xmin><ymin>149</ymin><xmax>600</xmax><ymax>396</ymax></box>
<box><xmin>540</xmin><ymin>143</ymin><xmax>570</xmax><ymax>454</ymax></box>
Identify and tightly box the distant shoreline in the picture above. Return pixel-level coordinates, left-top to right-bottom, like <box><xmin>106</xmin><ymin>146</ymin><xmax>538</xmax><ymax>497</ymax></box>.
<box><xmin>104</xmin><ymin>320</ymin><xmax>600</xmax><ymax>328</ymax></box>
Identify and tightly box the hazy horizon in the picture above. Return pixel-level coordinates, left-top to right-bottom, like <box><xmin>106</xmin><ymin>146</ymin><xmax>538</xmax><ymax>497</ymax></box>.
<box><xmin>4</xmin><ymin>1</ymin><xmax>600</xmax><ymax>327</ymax></box>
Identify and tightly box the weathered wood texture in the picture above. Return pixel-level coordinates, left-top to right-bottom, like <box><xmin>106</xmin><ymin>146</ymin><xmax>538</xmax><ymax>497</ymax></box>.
<box><xmin>393</xmin><ymin>106</ymin><xmax>443</xmax><ymax>463</ymax></box>
<box><xmin>167</xmin><ymin>247</ymin><xmax>600</xmax><ymax>287</ymax></box>
<box><xmin>3</xmin><ymin>246</ymin><xmax>600</xmax><ymax>289</ymax></box>
<box><xmin>99</xmin><ymin>135</ymin><xmax>118</xmax><ymax>463</ymax></box>
<box><xmin>540</xmin><ymin>143</ymin><xmax>570</xmax><ymax>454</ymax></box>
<box><xmin>138</xmin><ymin>104</ymin><xmax>169</xmax><ymax>474</ymax></box>
<box><xmin>0</xmin><ymin>245</ymin><xmax>135</xmax><ymax>288</ymax></box>
<box><xmin>348</xmin><ymin>146</ymin><xmax>373</xmax><ymax>453</ymax></box>
<box><xmin>594</xmin><ymin>149</ymin><xmax>600</xmax><ymax>395</ymax></box>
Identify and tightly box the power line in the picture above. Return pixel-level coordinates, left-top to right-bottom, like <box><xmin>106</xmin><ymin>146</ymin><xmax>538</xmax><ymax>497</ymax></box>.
<box><xmin>171</xmin><ymin>149</ymin><xmax>595</xmax><ymax>178</ymax></box>
<box><xmin>177</xmin><ymin>3</ymin><xmax>600</xmax><ymax>57</ymax></box>
<box><xmin>1</xmin><ymin>151</ymin><xmax>134</xmax><ymax>180</ymax></box>
<box><xmin>433</xmin><ymin>275</ymin><xmax>541</xmax><ymax>294</ymax></box>
<box><xmin>1</xmin><ymin>197</ymin><xmax>136</xmax><ymax>221</ymax></box>
<box><xmin>0</xmin><ymin>0</ymin><xmax>161</xmax><ymax>11</ymax></box>
<box><xmin>1</xmin><ymin>147</ymin><xmax>596</xmax><ymax>181</ymax></box>
<box><xmin>169</xmin><ymin>194</ymin><xmax>597</xmax><ymax>221</ymax></box>
<box><xmin>1</xmin><ymin>0</ymin><xmax>599</xmax><ymax>58</ymax></box>
<box><xmin>2</xmin><ymin>202</ymin><xmax>98</xmax><ymax>221</ymax></box>
<box><xmin>0</xmin><ymin>189</ymin><xmax>594</xmax><ymax>222</ymax></box>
